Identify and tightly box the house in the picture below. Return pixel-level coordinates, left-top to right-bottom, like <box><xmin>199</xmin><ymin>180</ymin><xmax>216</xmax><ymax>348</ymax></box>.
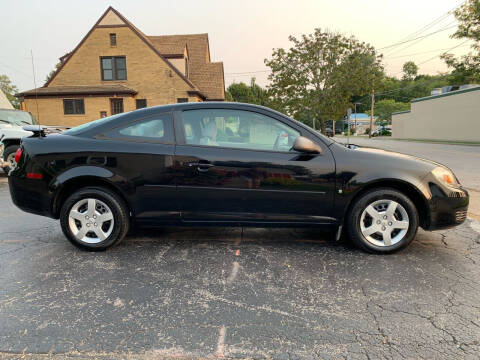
<box><xmin>346</xmin><ymin>113</ymin><xmax>377</xmax><ymax>134</ymax></box>
<box><xmin>16</xmin><ymin>7</ymin><xmax>225</xmax><ymax>126</ymax></box>
<box><xmin>392</xmin><ymin>86</ymin><xmax>480</xmax><ymax>142</ymax></box>
<box><xmin>0</xmin><ymin>89</ymin><xmax>13</xmax><ymax>109</ymax></box>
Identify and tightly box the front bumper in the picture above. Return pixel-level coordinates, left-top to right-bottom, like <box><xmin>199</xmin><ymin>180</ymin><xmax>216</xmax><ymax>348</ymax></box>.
<box><xmin>425</xmin><ymin>182</ymin><xmax>469</xmax><ymax>230</ymax></box>
<box><xmin>0</xmin><ymin>142</ymin><xmax>6</xmax><ymax>167</ymax></box>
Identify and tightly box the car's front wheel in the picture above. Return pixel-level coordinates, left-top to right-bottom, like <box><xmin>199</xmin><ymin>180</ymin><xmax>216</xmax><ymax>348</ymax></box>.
<box><xmin>347</xmin><ymin>188</ymin><xmax>419</xmax><ymax>254</ymax></box>
<box><xmin>60</xmin><ymin>187</ymin><xmax>129</xmax><ymax>251</ymax></box>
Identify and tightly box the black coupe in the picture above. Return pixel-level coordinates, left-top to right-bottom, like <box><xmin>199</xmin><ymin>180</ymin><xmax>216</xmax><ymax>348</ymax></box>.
<box><xmin>8</xmin><ymin>102</ymin><xmax>469</xmax><ymax>253</ymax></box>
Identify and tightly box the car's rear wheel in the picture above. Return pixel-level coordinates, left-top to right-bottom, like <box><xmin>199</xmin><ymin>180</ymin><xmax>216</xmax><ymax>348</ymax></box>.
<box><xmin>60</xmin><ymin>187</ymin><xmax>129</xmax><ymax>251</ymax></box>
<box><xmin>346</xmin><ymin>188</ymin><xmax>419</xmax><ymax>254</ymax></box>
<box><xmin>2</xmin><ymin>145</ymin><xmax>19</xmax><ymax>174</ymax></box>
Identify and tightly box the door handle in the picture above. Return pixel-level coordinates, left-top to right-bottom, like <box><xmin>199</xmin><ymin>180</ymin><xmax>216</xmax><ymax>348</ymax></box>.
<box><xmin>188</xmin><ymin>161</ymin><xmax>215</xmax><ymax>172</ymax></box>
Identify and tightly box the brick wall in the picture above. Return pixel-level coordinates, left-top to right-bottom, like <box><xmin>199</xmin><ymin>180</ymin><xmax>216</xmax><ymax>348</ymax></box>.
<box><xmin>24</xmin><ymin>26</ymin><xmax>201</xmax><ymax>126</ymax></box>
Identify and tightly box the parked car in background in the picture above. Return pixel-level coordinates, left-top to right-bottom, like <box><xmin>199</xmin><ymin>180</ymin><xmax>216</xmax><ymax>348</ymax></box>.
<box><xmin>324</xmin><ymin>127</ymin><xmax>334</xmax><ymax>137</ymax></box>
<box><xmin>0</xmin><ymin>109</ymin><xmax>38</xmax><ymax>174</ymax></box>
<box><xmin>371</xmin><ymin>126</ymin><xmax>392</xmax><ymax>137</ymax></box>
<box><xmin>0</xmin><ymin>109</ymin><xmax>68</xmax><ymax>174</ymax></box>
<box><xmin>8</xmin><ymin>102</ymin><xmax>468</xmax><ymax>254</ymax></box>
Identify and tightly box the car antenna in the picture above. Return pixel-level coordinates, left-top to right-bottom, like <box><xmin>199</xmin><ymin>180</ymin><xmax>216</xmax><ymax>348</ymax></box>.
<box><xmin>30</xmin><ymin>49</ymin><xmax>42</xmax><ymax>137</ymax></box>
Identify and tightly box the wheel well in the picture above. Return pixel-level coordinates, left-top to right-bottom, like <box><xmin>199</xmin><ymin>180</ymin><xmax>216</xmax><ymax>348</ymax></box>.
<box><xmin>345</xmin><ymin>180</ymin><xmax>429</xmax><ymax>228</ymax></box>
<box><xmin>2</xmin><ymin>139</ymin><xmax>20</xmax><ymax>149</ymax></box>
<box><xmin>53</xmin><ymin>177</ymin><xmax>131</xmax><ymax>218</ymax></box>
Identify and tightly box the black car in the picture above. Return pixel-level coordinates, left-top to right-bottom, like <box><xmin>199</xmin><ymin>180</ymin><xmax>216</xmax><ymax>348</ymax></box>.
<box><xmin>8</xmin><ymin>102</ymin><xmax>469</xmax><ymax>253</ymax></box>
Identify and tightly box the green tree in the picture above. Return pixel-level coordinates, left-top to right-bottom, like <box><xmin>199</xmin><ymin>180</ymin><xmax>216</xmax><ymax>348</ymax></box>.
<box><xmin>366</xmin><ymin>99</ymin><xmax>410</xmax><ymax>123</ymax></box>
<box><xmin>402</xmin><ymin>61</ymin><xmax>418</xmax><ymax>81</ymax></box>
<box><xmin>264</xmin><ymin>29</ymin><xmax>383</xmax><ymax>133</ymax></box>
<box><xmin>0</xmin><ymin>74</ymin><xmax>20</xmax><ymax>109</ymax></box>
<box><xmin>226</xmin><ymin>77</ymin><xmax>268</xmax><ymax>105</ymax></box>
<box><xmin>441</xmin><ymin>0</ymin><xmax>480</xmax><ymax>83</ymax></box>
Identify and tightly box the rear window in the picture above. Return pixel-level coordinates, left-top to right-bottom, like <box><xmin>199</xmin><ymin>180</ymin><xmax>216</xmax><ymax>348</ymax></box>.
<box><xmin>63</xmin><ymin>113</ymin><xmax>124</xmax><ymax>136</ymax></box>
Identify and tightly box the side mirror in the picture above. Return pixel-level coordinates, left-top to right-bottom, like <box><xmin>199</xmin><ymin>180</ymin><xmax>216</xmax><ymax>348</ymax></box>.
<box><xmin>292</xmin><ymin>136</ymin><xmax>322</xmax><ymax>154</ymax></box>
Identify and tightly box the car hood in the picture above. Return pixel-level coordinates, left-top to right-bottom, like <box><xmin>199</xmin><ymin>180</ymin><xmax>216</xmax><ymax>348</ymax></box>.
<box><xmin>353</xmin><ymin>145</ymin><xmax>443</xmax><ymax>169</ymax></box>
<box><xmin>331</xmin><ymin>142</ymin><xmax>447</xmax><ymax>178</ymax></box>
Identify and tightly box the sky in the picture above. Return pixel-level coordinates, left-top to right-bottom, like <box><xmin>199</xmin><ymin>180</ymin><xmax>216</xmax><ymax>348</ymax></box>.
<box><xmin>0</xmin><ymin>0</ymin><xmax>472</xmax><ymax>92</ymax></box>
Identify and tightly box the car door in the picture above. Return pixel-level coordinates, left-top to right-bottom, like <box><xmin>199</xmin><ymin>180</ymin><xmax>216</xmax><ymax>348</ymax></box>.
<box><xmin>173</xmin><ymin>106</ymin><xmax>336</xmax><ymax>224</ymax></box>
<box><xmin>99</xmin><ymin>112</ymin><xmax>178</xmax><ymax>222</ymax></box>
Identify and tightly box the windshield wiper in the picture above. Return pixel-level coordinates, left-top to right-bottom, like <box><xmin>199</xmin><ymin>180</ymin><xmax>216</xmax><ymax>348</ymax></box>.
<box><xmin>0</xmin><ymin>119</ymin><xmax>11</xmax><ymax>124</ymax></box>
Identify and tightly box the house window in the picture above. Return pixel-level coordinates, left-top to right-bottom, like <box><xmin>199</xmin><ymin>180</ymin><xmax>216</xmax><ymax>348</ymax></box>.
<box><xmin>136</xmin><ymin>99</ymin><xmax>147</xmax><ymax>109</ymax></box>
<box><xmin>185</xmin><ymin>58</ymin><xmax>189</xmax><ymax>77</ymax></box>
<box><xmin>101</xmin><ymin>56</ymin><xmax>127</xmax><ymax>80</ymax></box>
<box><xmin>177</xmin><ymin>98</ymin><xmax>188</xmax><ymax>103</ymax></box>
<box><xmin>110</xmin><ymin>33</ymin><xmax>117</xmax><ymax>46</ymax></box>
<box><xmin>110</xmin><ymin>98</ymin><xmax>124</xmax><ymax>115</ymax></box>
<box><xmin>63</xmin><ymin>99</ymin><xmax>85</xmax><ymax>115</ymax></box>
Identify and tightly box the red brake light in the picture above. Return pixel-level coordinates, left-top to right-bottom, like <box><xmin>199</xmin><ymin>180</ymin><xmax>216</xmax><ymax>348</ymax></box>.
<box><xmin>14</xmin><ymin>148</ymin><xmax>22</xmax><ymax>163</ymax></box>
<box><xmin>26</xmin><ymin>173</ymin><xmax>43</xmax><ymax>180</ymax></box>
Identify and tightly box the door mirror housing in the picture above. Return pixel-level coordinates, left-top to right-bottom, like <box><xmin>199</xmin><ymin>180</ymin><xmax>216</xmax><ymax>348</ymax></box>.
<box><xmin>292</xmin><ymin>136</ymin><xmax>322</xmax><ymax>154</ymax></box>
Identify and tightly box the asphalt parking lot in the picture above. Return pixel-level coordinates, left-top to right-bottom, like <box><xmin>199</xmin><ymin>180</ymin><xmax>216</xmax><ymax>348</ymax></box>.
<box><xmin>1</xmin><ymin>139</ymin><xmax>480</xmax><ymax>359</ymax></box>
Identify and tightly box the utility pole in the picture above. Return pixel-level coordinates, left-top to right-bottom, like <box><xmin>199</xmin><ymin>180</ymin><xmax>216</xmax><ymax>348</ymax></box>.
<box><xmin>346</xmin><ymin>108</ymin><xmax>352</xmax><ymax>146</ymax></box>
<box><xmin>369</xmin><ymin>90</ymin><xmax>375</xmax><ymax>139</ymax></box>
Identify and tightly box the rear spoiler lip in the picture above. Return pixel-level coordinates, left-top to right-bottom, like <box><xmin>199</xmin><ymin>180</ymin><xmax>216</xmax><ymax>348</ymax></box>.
<box><xmin>23</xmin><ymin>125</ymin><xmax>70</xmax><ymax>137</ymax></box>
<box><xmin>23</xmin><ymin>125</ymin><xmax>46</xmax><ymax>137</ymax></box>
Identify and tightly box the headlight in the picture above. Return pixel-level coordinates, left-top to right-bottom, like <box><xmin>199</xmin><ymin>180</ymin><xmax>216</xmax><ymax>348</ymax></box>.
<box><xmin>432</xmin><ymin>166</ymin><xmax>459</xmax><ymax>187</ymax></box>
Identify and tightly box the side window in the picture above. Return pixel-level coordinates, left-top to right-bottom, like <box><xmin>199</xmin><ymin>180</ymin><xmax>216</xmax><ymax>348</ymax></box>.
<box><xmin>181</xmin><ymin>109</ymin><xmax>300</xmax><ymax>152</ymax></box>
<box><xmin>103</xmin><ymin>113</ymin><xmax>174</xmax><ymax>143</ymax></box>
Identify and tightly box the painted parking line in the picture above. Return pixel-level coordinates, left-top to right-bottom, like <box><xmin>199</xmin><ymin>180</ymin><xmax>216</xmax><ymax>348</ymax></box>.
<box><xmin>216</xmin><ymin>228</ymin><xmax>243</xmax><ymax>357</ymax></box>
<box><xmin>216</xmin><ymin>325</ymin><xmax>226</xmax><ymax>358</ymax></box>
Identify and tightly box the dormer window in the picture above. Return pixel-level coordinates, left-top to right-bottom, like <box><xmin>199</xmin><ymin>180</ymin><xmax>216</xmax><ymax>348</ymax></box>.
<box><xmin>185</xmin><ymin>58</ymin><xmax>189</xmax><ymax>78</ymax></box>
<box><xmin>110</xmin><ymin>33</ymin><xmax>117</xmax><ymax>46</ymax></box>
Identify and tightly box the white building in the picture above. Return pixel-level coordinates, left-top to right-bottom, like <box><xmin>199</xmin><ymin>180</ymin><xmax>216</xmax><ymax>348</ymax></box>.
<box><xmin>392</xmin><ymin>86</ymin><xmax>480</xmax><ymax>142</ymax></box>
<box><xmin>347</xmin><ymin>113</ymin><xmax>378</xmax><ymax>134</ymax></box>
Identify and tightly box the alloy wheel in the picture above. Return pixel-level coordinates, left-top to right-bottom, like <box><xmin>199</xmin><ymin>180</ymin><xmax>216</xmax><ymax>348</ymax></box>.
<box><xmin>68</xmin><ymin>198</ymin><xmax>114</xmax><ymax>244</ymax></box>
<box><xmin>6</xmin><ymin>152</ymin><xmax>16</xmax><ymax>170</ymax></box>
<box><xmin>359</xmin><ymin>199</ymin><xmax>409</xmax><ymax>247</ymax></box>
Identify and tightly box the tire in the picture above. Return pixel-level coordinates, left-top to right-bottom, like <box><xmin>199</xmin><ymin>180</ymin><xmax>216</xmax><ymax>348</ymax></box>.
<box><xmin>346</xmin><ymin>188</ymin><xmax>419</xmax><ymax>254</ymax></box>
<box><xmin>60</xmin><ymin>187</ymin><xmax>129</xmax><ymax>251</ymax></box>
<box><xmin>2</xmin><ymin>145</ymin><xmax>19</xmax><ymax>175</ymax></box>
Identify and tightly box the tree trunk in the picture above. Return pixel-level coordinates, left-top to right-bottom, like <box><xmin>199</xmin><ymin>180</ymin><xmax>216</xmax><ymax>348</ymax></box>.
<box><xmin>320</xmin><ymin>118</ymin><xmax>326</xmax><ymax>134</ymax></box>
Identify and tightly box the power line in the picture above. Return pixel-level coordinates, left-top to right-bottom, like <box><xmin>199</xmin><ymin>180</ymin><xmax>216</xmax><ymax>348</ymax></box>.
<box><xmin>378</xmin><ymin>24</ymin><xmax>458</xmax><ymax>51</ymax></box>
<box><xmin>416</xmin><ymin>39</ymin><xmax>470</xmax><ymax>66</ymax></box>
<box><xmin>383</xmin><ymin>1</ymin><xmax>464</xmax><ymax>55</ymax></box>
<box><xmin>384</xmin><ymin>21</ymin><xmax>456</xmax><ymax>57</ymax></box>
<box><xmin>386</xmin><ymin>44</ymin><xmax>470</xmax><ymax>59</ymax></box>
<box><xmin>225</xmin><ymin>69</ymin><xmax>270</xmax><ymax>76</ymax></box>
<box><xmin>0</xmin><ymin>60</ymin><xmax>32</xmax><ymax>78</ymax></box>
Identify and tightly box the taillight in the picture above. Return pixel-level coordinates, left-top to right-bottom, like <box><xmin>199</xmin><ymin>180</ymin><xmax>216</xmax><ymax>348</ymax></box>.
<box><xmin>14</xmin><ymin>148</ymin><xmax>22</xmax><ymax>163</ymax></box>
<box><xmin>26</xmin><ymin>172</ymin><xmax>43</xmax><ymax>180</ymax></box>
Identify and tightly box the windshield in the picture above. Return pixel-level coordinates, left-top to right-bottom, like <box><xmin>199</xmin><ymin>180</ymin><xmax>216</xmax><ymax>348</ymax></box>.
<box><xmin>0</xmin><ymin>110</ymin><xmax>38</xmax><ymax>126</ymax></box>
<box><xmin>63</xmin><ymin>113</ymin><xmax>124</xmax><ymax>136</ymax></box>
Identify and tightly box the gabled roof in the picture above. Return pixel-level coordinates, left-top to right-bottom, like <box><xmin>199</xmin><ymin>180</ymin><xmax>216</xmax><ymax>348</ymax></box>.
<box><xmin>148</xmin><ymin>34</ymin><xmax>225</xmax><ymax>100</ymax></box>
<box><xmin>43</xmin><ymin>7</ymin><xmax>202</xmax><ymax>96</ymax></box>
<box><xmin>149</xmin><ymin>41</ymin><xmax>187</xmax><ymax>57</ymax></box>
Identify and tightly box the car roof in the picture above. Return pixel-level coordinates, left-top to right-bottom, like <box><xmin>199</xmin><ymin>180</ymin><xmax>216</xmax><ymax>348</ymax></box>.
<box><xmin>132</xmin><ymin>101</ymin><xmax>286</xmax><ymax>115</ymax></box>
